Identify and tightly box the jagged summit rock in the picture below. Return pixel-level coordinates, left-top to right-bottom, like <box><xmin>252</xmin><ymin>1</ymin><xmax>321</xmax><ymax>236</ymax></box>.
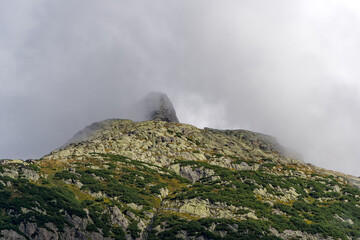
<box><xmin>142</xmin><ymin>92</ymin><xmax>179</xmax><ymax>123</ymax></box>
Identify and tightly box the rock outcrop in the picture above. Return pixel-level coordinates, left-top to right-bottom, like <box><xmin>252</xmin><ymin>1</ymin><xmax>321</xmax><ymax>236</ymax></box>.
<box><xmin>142</xmin><ymin>92</ymin><xmax>179</xmax><ymax>123</ymax></box>
<box><xmin>62</xmin><ymin>92</ymin><xmax>179</xmax><ymax>148</ymax></box>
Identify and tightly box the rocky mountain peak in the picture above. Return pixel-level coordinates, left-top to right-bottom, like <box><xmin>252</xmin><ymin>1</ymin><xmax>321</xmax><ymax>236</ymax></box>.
<box><xmin>3</xmin><ymin>94</ymin><xmax>360</xmax><ymax>240</ymax></box>
<box><xmin>142</xmin><ymin>92</ymin><xmax>179</xmax><ymax>123</ymax></box>
<box><xmin>11</xmin><ymin>119</ymin><xmax>360</xmax><ymax>240</ymax></box>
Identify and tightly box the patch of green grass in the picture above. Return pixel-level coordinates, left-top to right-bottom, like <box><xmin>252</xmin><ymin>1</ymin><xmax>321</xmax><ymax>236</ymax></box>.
<box><xmin>149</xmin><ymin>214</ymin><xmax>278</xmax><ymax>240</ymax></box>
<box><xmin>54</xmin><ymin>170</ymin><xmax>78</xmax><ymax>180</ymax></box>
<box><xmin>150</xmin><ymin>183</ymin><xmax>168</xmax><ymax>195</ymax></box>
<box><xmin>128</xmin><ymin>221</ymin><xmax>140</xmax><ymax>238</ymax></box>
<box><xmin>27</xmin><ymin>164</ymin><xmax>40</xmax><ymax>172</ymax></box>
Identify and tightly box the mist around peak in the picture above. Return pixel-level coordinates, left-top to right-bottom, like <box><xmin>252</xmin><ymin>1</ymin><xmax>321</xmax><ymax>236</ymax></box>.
<box><xmin>141</xmin><ymin>92</ymin><xmax>179</xmax><ymax>123</ymax></box>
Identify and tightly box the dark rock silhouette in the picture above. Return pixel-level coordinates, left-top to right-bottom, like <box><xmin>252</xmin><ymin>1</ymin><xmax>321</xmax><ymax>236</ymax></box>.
<box><xmin>142</xmin><ymin>92</ymin><xmax>179</xmax><ymax>123</ymax></box>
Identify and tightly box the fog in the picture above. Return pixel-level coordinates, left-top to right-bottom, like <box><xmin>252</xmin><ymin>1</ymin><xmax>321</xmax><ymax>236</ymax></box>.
<box><xmin>1</xmin><ymin>0</ymin><xmax>360</xmax><ymax>176</ymax></box>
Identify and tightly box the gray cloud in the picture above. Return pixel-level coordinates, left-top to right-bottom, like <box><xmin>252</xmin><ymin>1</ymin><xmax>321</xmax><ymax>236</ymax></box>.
<box><xmin>1</xmin><ymin>0</ymin><xmax>360</xmax><ymax>176</ymax></box>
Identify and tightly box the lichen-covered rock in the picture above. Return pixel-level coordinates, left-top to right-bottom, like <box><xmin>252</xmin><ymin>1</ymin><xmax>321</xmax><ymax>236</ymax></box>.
<box><xmin>109</xmin><ymin>206</ymin><xmax>129</xmax><ymax>229</ymax></box>
<box><xmin>0</xmin><ymin>230</ymin><xmax>26</xmax><ymax>240</ymax></box>
<box><xmin>178</xmin><ymin>198</ymin><xmax>212</xmax><ymax>217</ymax></box>
<box><xmin>166</xmin><ymin>198</ymin><xmax>253</xmax><ymax>220</ymax></box>
<box><xmin>21</xmin><ymin>168</ymin><xmax>40</xmax><ymax>181</ymax></box>
<box><xmin>159</xmin><ymin>187</ymin><xmax>169</xmax><ymax>199</ymax></box>
<box><xmin>173</xmin><ymin>165</ymin><xmax>215</xmax><ymax>183</ymax></box>
<box><xmin>254</xmin><ymin>186</ymin><xmax>299</xmax><ymax>202</ymax></box>
<box><xmin>0</xmin><ymin>168</ymin><xmax>19</xmax><ymax>179</ymax></box>
<box><xmin>19</xmin><ymin>222</ymin><xmax>37</xmax><ymax>237</ymax></box>
<box><xmin>269</xmin><ymin>227</ymin><xmax>335</xmax><ymax>240</ymax></box>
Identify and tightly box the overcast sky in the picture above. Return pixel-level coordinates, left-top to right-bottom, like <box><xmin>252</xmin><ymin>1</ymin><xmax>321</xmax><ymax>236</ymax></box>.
<box><xmin>1</xmin><ymin>0</ymin><xmax>360</xmax><ymax>176</ymax></box>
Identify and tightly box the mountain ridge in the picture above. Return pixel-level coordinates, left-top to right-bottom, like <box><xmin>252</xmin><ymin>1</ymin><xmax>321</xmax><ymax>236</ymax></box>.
<box><xmin>0</xmin><ymin>119</ymin><xmax>360</xmax><ymax>239</ymax></box>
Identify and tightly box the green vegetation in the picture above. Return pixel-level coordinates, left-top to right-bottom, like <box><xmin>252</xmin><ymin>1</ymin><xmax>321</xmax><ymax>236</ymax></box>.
<box><xmin>148</xmin><ymin>214</ymin><xmax>281</xmax><ymax>240</ymax></box>
<box><xmin>112</xmin><ymin>226</ymin><xmax>126</xmax><ymax>240</ymax></box>
<box><xmin>260</xmin><ymin>163</ymin><xmax>276</xmax><ymax>169</ymax></box>
<box><xmin>128</xmin><ymin>221</ymin><xmax>141</xmax><ymax>238</ymax></box>
<box><xmin>0</xmin><ymin>153</ymin><xmax>191</xmax><ymax>237</ymax></box>
<box><xmin>54</xmin><ymin>170</ymin><xmax>78</xmax><ymax>180</ymax></box>
<box><xmin>169</xmin><ymin>159</ymin><xmax>360</xmax><ymax>239</ymax></box>
<box><xmin>0</xmin><ymin>176</ymin><xmax>85</xmax><ymax>232</ymax></box>
<box><xmin>150</xmin><ymin>182</ymin><xmax>168</xmax><ymax>194</ymax></box>
<box><xmin>28</xmin><ymin>164</ymin><xmax>40</xmax><ymax>172</ymax></box>
<box><xmin>214</xmin><ymin>153</ymin><xmax>224</xmax><ymax>158</ymax></box>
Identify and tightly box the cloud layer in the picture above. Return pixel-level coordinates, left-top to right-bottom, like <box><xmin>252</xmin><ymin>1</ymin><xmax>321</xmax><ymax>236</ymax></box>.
<box><xmin>1</xmin><ymin>0</ymin><xmax>360</xmax><ymax>175</ymax></box>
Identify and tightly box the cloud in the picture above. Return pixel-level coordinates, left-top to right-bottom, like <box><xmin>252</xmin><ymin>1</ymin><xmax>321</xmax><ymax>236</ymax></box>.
<box><xmin>1</xmin><ymin>0</ymin><xmax>360</xmax><ymax>176</ymax></box>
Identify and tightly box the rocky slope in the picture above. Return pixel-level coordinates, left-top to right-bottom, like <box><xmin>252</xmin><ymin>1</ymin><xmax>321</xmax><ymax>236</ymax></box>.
<box><xmin>1</xmin><ymin>119</ymin><xmax>360</xmax><ymax>240</ymax></box>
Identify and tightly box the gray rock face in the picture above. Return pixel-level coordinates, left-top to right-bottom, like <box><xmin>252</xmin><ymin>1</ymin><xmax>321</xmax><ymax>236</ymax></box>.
<box><xmin>142</xmin><ymin>92</ymin><xmax>179</xmax><ymax>123</ymax></box>
<box><xmin>169</xmin><ymin>164</ymin><xmax>215</xmax><ymax>183</ymax></box>
<box><xmin>109</xmin><ymin>206</ymin><xmax>129</xmax><ymax>229</ymax></box>
<box><xmin>0</xmin><ymin>230</ymin><xmax>26</xmax><ymax>240</ymax></box>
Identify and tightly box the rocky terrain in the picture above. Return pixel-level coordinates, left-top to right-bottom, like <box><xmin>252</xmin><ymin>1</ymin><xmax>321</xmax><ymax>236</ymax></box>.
<box><xmin>1</xmin><ymin>94</ymin><xmax>360</xmax><ymax>240</ymax></box>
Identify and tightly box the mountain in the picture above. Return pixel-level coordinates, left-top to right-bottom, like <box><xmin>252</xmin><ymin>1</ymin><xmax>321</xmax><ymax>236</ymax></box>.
<box><xmin>1</xmin><ymin>95</ymin><xmax>360</xmax><ymax>240</ymax></box>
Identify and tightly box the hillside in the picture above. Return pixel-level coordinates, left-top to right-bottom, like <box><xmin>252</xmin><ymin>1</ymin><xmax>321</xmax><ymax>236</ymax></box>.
<box><xmin>1</xmin><ymin>118</ymin><xmax>360</xmax><ymax>240</ymax></box>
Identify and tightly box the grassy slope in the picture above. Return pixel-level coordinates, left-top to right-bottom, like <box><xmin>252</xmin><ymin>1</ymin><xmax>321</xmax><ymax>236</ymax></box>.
<box><xmin>0</xmin><ymin>152</ymin><xmax>359</xmax><ymax>239</ymax></box>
